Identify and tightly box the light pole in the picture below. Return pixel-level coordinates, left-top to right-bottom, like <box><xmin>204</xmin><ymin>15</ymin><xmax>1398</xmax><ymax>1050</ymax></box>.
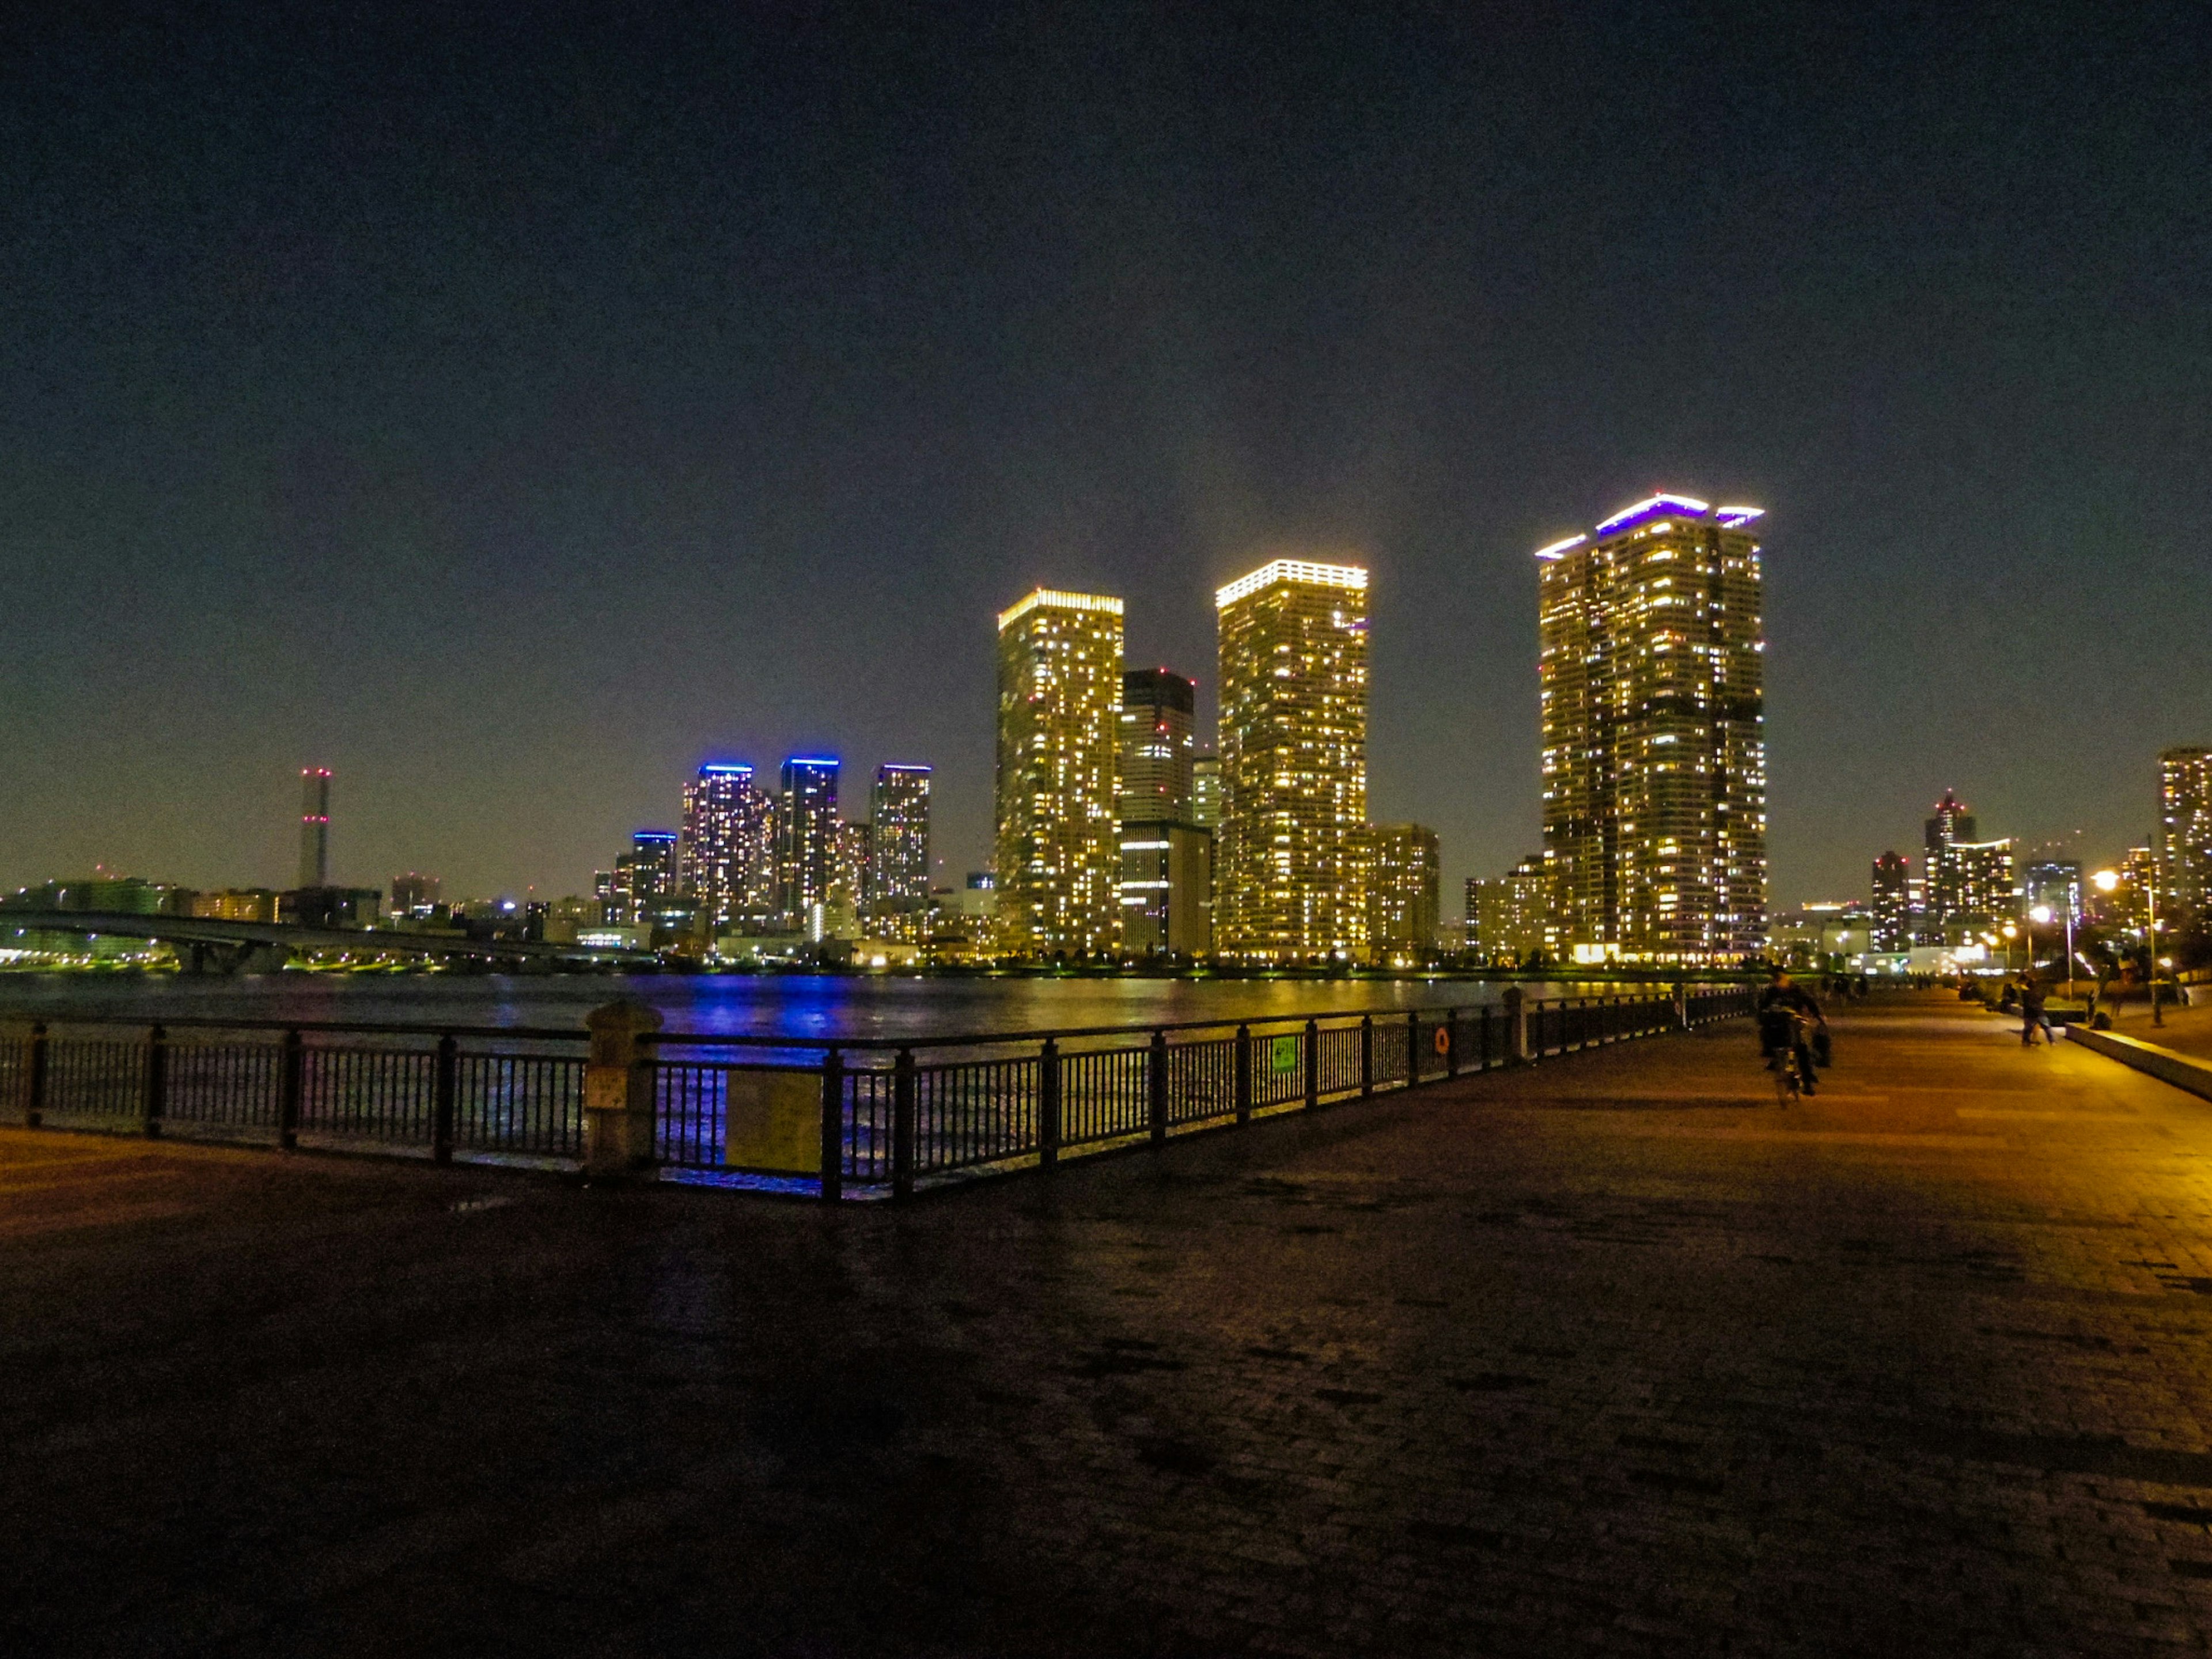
<box><xmin>2149</xmin><ymin>875</ymin><xmax>2164</xmax><ymax>1028</ymax></box>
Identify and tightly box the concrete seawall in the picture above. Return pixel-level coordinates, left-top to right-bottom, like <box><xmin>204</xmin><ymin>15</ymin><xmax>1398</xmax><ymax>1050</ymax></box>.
<box><xmin>2067</xmin><ymin>1021</ymin><xmax>2212</xmax><ymax>1103</ymax></box>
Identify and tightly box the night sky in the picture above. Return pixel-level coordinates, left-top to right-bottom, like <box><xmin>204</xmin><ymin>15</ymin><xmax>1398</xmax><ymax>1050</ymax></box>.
<box><xmin>5</xmin><ymin>2</ymin><xmax>2207</xmax><ymax>909</ymax></box>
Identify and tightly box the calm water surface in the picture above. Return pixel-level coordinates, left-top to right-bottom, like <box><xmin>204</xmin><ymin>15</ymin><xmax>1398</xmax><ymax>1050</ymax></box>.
<box><xmin>0</xmin><ymin>972</ymin><xmax>1650</xmax><ymax>1040</ymax></box>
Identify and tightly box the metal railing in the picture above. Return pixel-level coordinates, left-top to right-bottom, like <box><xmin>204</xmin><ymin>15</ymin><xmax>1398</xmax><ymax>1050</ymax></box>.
<box><xmin>0</xmin><ymin>987</ymin><xmax>1756</xmax><ymax>1195</ymax></box>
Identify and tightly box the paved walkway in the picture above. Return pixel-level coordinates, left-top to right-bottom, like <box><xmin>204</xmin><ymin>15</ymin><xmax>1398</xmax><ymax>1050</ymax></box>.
<box><xmin>13</xmin><ymin>995</ymin><xmax>2212</xmax><ymax>1656</ymax></box>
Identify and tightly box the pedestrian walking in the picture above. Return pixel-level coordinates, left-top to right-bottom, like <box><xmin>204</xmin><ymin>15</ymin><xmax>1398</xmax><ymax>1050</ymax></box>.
<box><xmin>2021</xmin><ymin>975</ymin><xmax>2052</xmax><ymax>1046</ymax></box>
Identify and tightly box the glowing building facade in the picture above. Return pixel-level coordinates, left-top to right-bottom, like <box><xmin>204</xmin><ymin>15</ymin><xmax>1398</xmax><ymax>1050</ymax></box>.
<box><xmin>868</xmin><ymin>764</ymin><xmax>933</xmax><ymax>931</ymax></box>
<box><xmin>1537</xmin><ymin>495</ymin><xmax>1766</xmax><ymax>964</ymax></box>
<box><xmin>994</xmin><ymin>589</ymin><xmax>1125</xmax><ymax>957</ymax></box>
<box><xmin>1214</xmin><ymin>559</ymin><xmax>1369</xmax><ymax>963</ymax></box>
<box><xmin>1362</xmin><ymin>821</ymin><xmax>1440</xmax><ymax>962</ymax></box>
<box><xmin>680</xmin><ymin>763</ymin><xmax>774</xmax><ymax>926</ymax></box>
<box><xmin>774</xmin><ymin>757</ymin><xmax>842</xmax><ymax>929</ymax></box>
<box><xmin>2159</xmin><ymin>747</ymin><xmax>2212</xmax><ymax>929</ymax></box>
<box><xmin>1118</xmin><ymin>669</ymin><xmax>1211</xmax><ymax>956</ymax></box>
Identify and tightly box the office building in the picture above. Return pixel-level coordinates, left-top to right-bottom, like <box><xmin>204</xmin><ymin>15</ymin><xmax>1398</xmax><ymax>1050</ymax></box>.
<box><xmin>1214</xmin><ymin>559</ymin><xmax>1370</xmax><ymax>963</ymax></box>
<box><xmin>191</xmin><ymin>889</ymin><xmax>282</xmax><ymax>924</ymax></box>
<box><xmin>868</xmin><ymin>764</ymin><xmax>933</xmax><ymax>928</ymax></box>
<box><xmin>1118</xmin><ymin>668</ymin><xmax>1211</xmax><ymax>956</ymax></box>
<box><xmin>994</xmin><ymin>588</ymin><xmax>1125</xmax><ymax>957</ymax></box>
<box><xmin>681</xmin><ymin>764</ymin><xmax>774</xmax><ymax>926</ymax></box>
<box><xmin>2159</xmin><ymin>747</ymin><xmax>2212</xmax><ymax>927</ymax></box>
<box><xmin>1537</xmin><ymin>495</ymin><xmax>1766</xmax><ymax>964</ymax></box>
<box><xmin>1870</xmin><ymin>851</ymin><xmax>1913</xmax><ymax>950</ymax></box>
<box><xmin>1467</xmin><ymin>856</ymin><xmax>1551</xmax><ymax>965</ymax></box>
<box><xmin>1362</xmin><ymin>822</ymin><xmax>1439</xmax><ymax>963</ymax></box>
<box><xmin>298</xmin><ymin>767</ymin><xmax>332</xmax><ymax>889</ymax></box>
<box><xmin>774</xmin><ymin>757</ymin><xmax>842</xmax><ymax>927</ymax></box>
<box><xmin>1922</xmin><ymin>789</ymin><xmax>1980</xmax><ymax>926</ymax></box>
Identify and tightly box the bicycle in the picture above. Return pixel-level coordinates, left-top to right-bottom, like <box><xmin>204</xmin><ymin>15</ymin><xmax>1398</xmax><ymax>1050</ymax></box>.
<box><xmin>1764</xmin><ymin>1012</ymin><xmax>1810</xmax><ymax>1107</ymax></box>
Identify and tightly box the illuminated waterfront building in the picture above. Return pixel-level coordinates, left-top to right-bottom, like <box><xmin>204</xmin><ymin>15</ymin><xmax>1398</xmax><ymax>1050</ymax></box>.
<box><xmin>298</xmin><ymin>767</ymin><xmax>332</xmax><ymax>889</ymax></box>
<box><xmin>868</xmin><ymin>765</ymin><xmax>933</xmax><ymax>933</ymax></box>
<box><xmin>1362</xmin><ymin>822</ymin><xmax>1439</xmax><ymax>962</ymax></box>
<box><xmin>1118</xmin><ymin>669</ymin><xmax>1211</xmax><ymax>955</ymax></box>
<box><xmin>610</xmin><ymin>830</ymin><xmax>680</xmax><ymax>925</ymax></box>
<box><xmin>680</xmin><ymin>763</ymin><xmax>774</xmax><ymax>926</ymax></box>
<box><xmin>1870</xmin><ymin>851</ymin><xmax>1913</xmax><ymax>950</ymax></box>
<box><xmin>1214</xmin><ymin>559</ymin><xmax>1369</xmax><ymax>963</ymax></box>
<box><xmin>1536</xmin><ymin>495</ymin><xmax>1766</xmax><ymax>964</ymax></box>
<box><xmin>1190</xmin><ymin>752</ymin><xmax>1221</xmax><ymax>830</ymax></box>
<box><xmin>1467</xmin><ymin>855</ymin><xmax>1552</xmax><ymax>965</ymax></box>
<box><xmin>1950</xmin><ymin>839</ymin><xmax>2018</xmax><ymax>921</ymax></box>
<box><xmin>2158</xmin><ymin>747</ymin><xmax>2212</xmax><ymax>927</ymax></box>
<box><xmin>2022</xmin><ymin>859</ymin><xmax>2084</xmax><ymax>926</ymax></box>
<box><xmin>994</xmin><ymin>588</ymin><xmax>1125</xmax><ymax>958</ymax></box>
<box><xmin>774</xmin><ymin>756</ymin><xmax>842</xmax><ymax>928</ymax></box>
<box><xmin>1923</xmin><ymin>790</ymin><xmax>1979</xmax><ymax>926</ymax></box>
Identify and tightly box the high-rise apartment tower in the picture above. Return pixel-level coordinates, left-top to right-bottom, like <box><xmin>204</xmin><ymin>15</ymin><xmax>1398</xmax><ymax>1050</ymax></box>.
<box><xmin>775</xmin><ymin>757</ymin><xmax>842</xmax><ymax>928</ymax></box>
<box><xmin>1214</xmin><ymin>559</ymin><xmax>1369</xmax><ymax>963</ymax></box>
<box><xmin>681</xmin><ymin>763</ymin><xmax>774</xmax><ymax>926</ymax></box>
<box><xmin>994</xmin><ymin>589</ymin><xmax>1125</xmax><ymax>958</ymax></box>
<box><xmin>868</xmin><ymin>764</ymin><xmax>933</xmax><ymax>922</ymax></box>
<box><xmin>1537</xmin><ymin>494</ymin><xmax>1766</xmax><ymax>964</ymax></box>
<box><xmin>2158</xmin><ymin>747</ymin><xmax>2212</xmax><ymax>928</ymax></box>
<box><xmin>1118</xmin><ymin>668</ymin><xmax>1210</xmax><ymax>955</ymax></box>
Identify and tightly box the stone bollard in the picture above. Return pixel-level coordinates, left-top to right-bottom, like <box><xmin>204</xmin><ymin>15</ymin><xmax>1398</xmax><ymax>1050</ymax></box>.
<box><xmin>583</xmin><ymin>1000</ymin><xmax>663</xmax><ymax>1177</ymax></box>
<box><xmin>1502</xmin><ymin>986</ymin><xmax>1531</xmax><ymax>1065</ymax></box>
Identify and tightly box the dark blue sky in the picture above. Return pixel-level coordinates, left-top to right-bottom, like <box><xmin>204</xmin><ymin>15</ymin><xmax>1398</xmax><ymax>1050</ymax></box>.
<box><xmin>3</xmin><ymin>1</ymin><xmax>2206</xmax><ymax>907</ymax></box>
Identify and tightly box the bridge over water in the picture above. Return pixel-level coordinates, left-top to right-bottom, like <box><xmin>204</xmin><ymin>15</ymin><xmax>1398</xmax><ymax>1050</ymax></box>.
<box><xmin>0</xmin><ymin>909</ymin><xmax>655</xmax><ymax>971</ymax></box>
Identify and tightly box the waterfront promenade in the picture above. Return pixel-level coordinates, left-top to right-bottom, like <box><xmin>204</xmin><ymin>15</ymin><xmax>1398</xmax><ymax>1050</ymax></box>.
<box><xmin>12</xmin><ymin>994</ymin><xmax>2212</xmax><ymax>1655</ymax></box>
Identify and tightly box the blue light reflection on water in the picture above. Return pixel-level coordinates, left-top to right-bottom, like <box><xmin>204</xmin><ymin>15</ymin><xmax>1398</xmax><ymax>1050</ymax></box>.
<box><xmin>0</xmin><ymin>971</ymin><xmax>1649</xmax><ymax>1041</ymax></box>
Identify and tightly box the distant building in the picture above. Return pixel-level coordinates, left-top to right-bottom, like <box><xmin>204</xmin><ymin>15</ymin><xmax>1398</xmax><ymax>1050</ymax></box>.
<box><xmin>1950</xmin><ymin>839</ymin><xmax>2018</xmax><ymax>922</ymax></box>
<box><xmin>1215</xmin><ymin>559</ymin><xmax>1370</xmax><ymax>964</ymax></box>
<box><xmin>1362</xmin><ymin>823</ymin><xmax>1439</xmax><ymax>963</ymax></box>
<box><xmin>1190</xmin><ymin>752</ymin><xmax>1221</xmax><ymax>831</ymax></box>
<box><xmin>298</xmin><ymin>767</ymin><xmax>332</xmax><ymax>889</ymax></box>
<box><xmin>681</xmin><ymin>764</ymin><xmax>774</xmax><ymax>926</ymax></box>
<box><xmin>194</xmin><ymin>889</ymin><xmax>282</xmax><ymax>923</ymax></box>
<box><xmin>994</xmin><ymin>588</ymin><xmax>1125</xmax><ymax>959</ymax></box>
<box><xmin>2159</xmin><ymin>747</ymin><xmax>2212</xmax><ymax>929</ymax></box>
<box><xmin>1869</xmin><ymin>852</ymin><xmax>1913</xmax><ymax>950</ymax></box>
<box><xmin>609</xmin><ymin>830</ymin><xmax>680</xmax><ymax>925</ymax></box>
<box><xmin>2021</xmin><ymin>859</ymin><xmax>2084</xmax><ymax>926</ymax></box>
<box><xmin>1537</xmin><ymin>495</ymin><xmax>1767</xmax><ymax>965</ymax></box>
<box><xmin>868</xmin><ymin>764</ymin><xmax>933</xmax><ymax>925</ymax></box>
<box><xmin>282</xmin><ymin>887</ymin><xmax>382</xmax><ymax>928</ymax></box>
<box><xmin>391</xmin><ymin>872</ymin><xmax>441</xmax><ymax>916</ymax></box>
<box><xmin>774</xmin><ymin>757</ymin><xmax>842</xmax><ymax>929</ymax></box>
<box><xmin>834</xmin><ymin>819</ymin><xmax>871</xmax><ymax>907</ymax></box>
<box><xmin>1467</xmin><ymin>856</ymin><xmax>1550</xmax><ymax>965</ymax></box>
<box><xmin>1119</xmin><ymin>669</ymin><xmax>1210</xmax><ymax>956</ymax></box>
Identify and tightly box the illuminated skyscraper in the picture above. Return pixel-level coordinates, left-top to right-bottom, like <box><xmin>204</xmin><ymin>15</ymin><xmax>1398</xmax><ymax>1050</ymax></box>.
<box><xmin>1362</xmin><ymin>822</ymin><xmax>1439</xmax><ymax>962</ymax></box>
<box><xmin>1537</xmin><ymin>495</ymin><xmax>1766</xmax><ymax>964</ymax></box>
<box><xmin>1870</xmin><ymin>851</ymin><xmax>1913</xmax><ymax>950</ymax></box>
<box><xmin>2158</xmin><ymin>747</ymin><xmax>2212</xmax><ymax>928</ymax></box>
<box><xmin>612</xmin><ymin>830</ymin><xmax>680</xmax><ymax>924</ymax></box>
<box><xmin>994</xmin><ymin>588</ymin><xmax>1124</xmax><ymax>958</ymax></box>
<box><xmin>774</xmin><ymin>757</ymin><xmax>841</xmax><ymax>928</ymax></box>
<box><xmin>298</xmin><ymin>767</ymin><xmax>332</xmax><ymax>888</ymax></box>
<box><xmin>1923</xmin><ymin>789</ymin><xmax>1979</xmax><ymax>925</ymax></box>
<box><xmin>1468</xmin><ymin>855</ymin><xmax>1551</xmax><ymax>965</ymax></box>
<box><xmin>1214</xmin><ymin>559</ymin><xmax>1369</xmax><ymax>963</ymax></box>
<box><xmin>680</xmin><ymin>763</ymin><xmax>774</xmax><ymax>926</ymax></box>
<box><xmin>868</xmin><ymin>764</ymin><xmax>933</xmax><ymax>926</ymax></box>
<box><xmin>1190</xmin><ymin>752</ymin><xmax>1221</xmax><ymax>830</ymax></box>
<box><xmin>1118</xmin><ymin>669</ymin><xmax>1210</xmax><ymax>955</ymax></box>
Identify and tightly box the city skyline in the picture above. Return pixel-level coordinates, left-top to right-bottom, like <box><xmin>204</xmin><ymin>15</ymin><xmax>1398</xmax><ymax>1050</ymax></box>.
<box><xmin>3</xmin><ymin>7</ymin><xmax>2206</xmax><ymax>912</ymax></box>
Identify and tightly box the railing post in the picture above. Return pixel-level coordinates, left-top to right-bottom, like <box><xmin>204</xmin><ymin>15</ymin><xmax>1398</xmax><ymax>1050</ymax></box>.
<box><xmin>1407</xmin><ymin>1009</ymin><xmax>1420</xmax><ymax>1087</ymax></box>
<box><xmin>1503</xmin><ymin>987</ymin><xmax>1529</xmax><ymax>1064</ymax></box>
<box><xmin>1446</xmin><ymin>1009</ymin><xmax>1460</xmax><ymax>1079</ymax></box>
<box><xmin>1304</xmin><ymin>1018</ymin><xmax>1319</xmax><ymax>1111</ymax></box>
<box><xmin>141</xmin><ymin>1024</ymin><xmax>166</xmax><ymax>1139</ymax></box>
<box><xmin>278</xmin><ymin>1028</ymin><xmax>302</xmax><ymax>1150</ymax></box>
<box><xmin>892</xmin><ymin>1047</ymin><xmax>916</xmax><ymax>1201</ymax></box>
<box><xmin>1234</xmin><ymin>1024</ymin><xmax>1252</xmax><ymax>1126</ymax></box>
<box><xmin>1359</xmin><ymin>1015</ymin><xmax>1374</xmax><ymax>1097</ymax></box>
<box><xmin>1147</xmin><ymin>1029</ymin><xmax>1169</xmax><ymax>1146</ymax></box>
<box><xmin>1675</xmin><ymin>979</ymin><xmax>1690</xmax><ymax>1029</ymax></box>
<box><xmin>1038</xmin><ymin>1037</ymin><xmax>1060</xmax><ymax>1168</ymax></box>
<box><xmin>818</xmin><ymin>1047</ymin><xmax>844</xmax><ymax>1202</ymax></box>
<box><xmin>433</xmin><ymin>1033</ymin><xmax>457</xmax><ymax>1165</ymax></box>
<box><xmin>582</xmin><ymin>999</ymin><xmax>663</xmax><ymax>1177</ymax></box>
<box><xmin>23</xmin><ymin>1021</ymin><xmax>47</xmax><ymax>1128</ymax></box>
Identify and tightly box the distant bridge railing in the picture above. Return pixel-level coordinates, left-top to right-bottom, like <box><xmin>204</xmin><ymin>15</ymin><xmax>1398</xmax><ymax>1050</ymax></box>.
<box><xmin>1</xmin><ymin>987</ymin><xmax>1756</xmax><ymax>1197</ymax></box>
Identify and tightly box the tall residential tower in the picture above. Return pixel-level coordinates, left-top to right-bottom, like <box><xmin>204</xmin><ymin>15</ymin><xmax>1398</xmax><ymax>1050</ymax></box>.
<box><xmin>1536</xmin><ymin>494</ymin><xmax>1766</xmax><ymax>964</ymax></box>
<box><xmin>774</xmin><ymin>756</ymin><xmax>842</xmax><ymax>929</ymax></box>
<box><xmin>1214</xmin><ymin>558</ymin><xmax>1369</xmax><ymax>963</ymax></box>
<box><xmin>2159</xmin><ymin>747</ymin><xmax>2212</xmax><ymax>929</ymax></box>
<box><xmin>681</xmin><ymin>763</ymin><xmax>774</xmax><ymax>926</ymax></box>
<box><xmin>1118</xmin><ymin>668</ymin><xmax>1211</xmax><ymax>955</ymax></box>
<box><xmin>994</xmin><ymin>589</ymin><xmax>1125</xmax><ymax>957</ymax></box>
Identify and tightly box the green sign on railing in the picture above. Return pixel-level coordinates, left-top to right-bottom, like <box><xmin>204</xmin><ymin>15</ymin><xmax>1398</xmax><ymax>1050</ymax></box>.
<box><xmin>1270</xmin><ymin>1035</ymin><xmax>1301</xmax><ymax>1074</ymax></box>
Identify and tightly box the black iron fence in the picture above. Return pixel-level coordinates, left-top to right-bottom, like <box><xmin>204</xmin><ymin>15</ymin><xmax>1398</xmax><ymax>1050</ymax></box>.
<box><xmin>1</xmin><ymin>987</ymin><xmax>1755</xmax><ymax>1195</ymax></box>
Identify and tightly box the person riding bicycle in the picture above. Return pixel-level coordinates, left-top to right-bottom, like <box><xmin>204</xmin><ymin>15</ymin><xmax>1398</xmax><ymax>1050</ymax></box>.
<box><xmin>1757</xmin><ymin>968</ymin><xmax>1825</xmax><ymax>1097</ymax></box>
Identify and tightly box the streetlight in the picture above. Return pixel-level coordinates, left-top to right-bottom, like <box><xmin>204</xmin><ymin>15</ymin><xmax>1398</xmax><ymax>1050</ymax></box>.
<box><xmin>2002</xmin><ymin>921</ymin><xmax>2018</xmax><ymax>975</ymax></box>
<box><xmin>2029</xmin><ymin>903</ymin><xmax>2067</xmax><ymax>998</ymax></box>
